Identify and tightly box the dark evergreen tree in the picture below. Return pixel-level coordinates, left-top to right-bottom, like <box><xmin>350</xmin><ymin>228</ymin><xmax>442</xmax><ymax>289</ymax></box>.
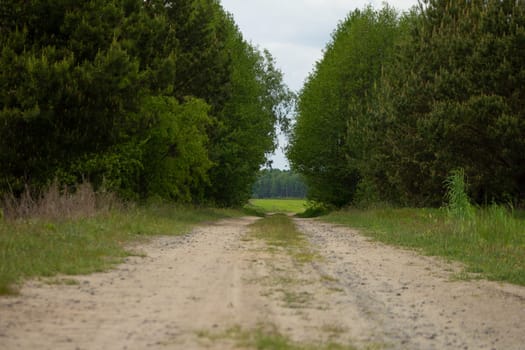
<box><xmin>379</xmin><ymin>0</ymin><xmax>525</xmax><ymax>205</ymax></box>
<box><xmin>0</xmin><ymin>0</ymin><xmax>291</xmax><ymax>205</ymax></box>
<box><xmin>0</xmin><ymin>0</ymin><xmax>146</xmax><ymax>195</ymax></box>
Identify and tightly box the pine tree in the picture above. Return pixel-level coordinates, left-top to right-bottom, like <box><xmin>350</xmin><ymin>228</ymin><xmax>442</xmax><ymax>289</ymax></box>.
<box><xmin>380</xmin><ymin>0</ymin><xmax>525</xmax><ymax>205</ymax></box>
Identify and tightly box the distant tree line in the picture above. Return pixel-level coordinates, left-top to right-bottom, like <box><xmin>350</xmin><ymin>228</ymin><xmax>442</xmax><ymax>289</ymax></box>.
<box><xmin>0</xmin><ymin>0</ymin><xmax>293</xmax><ymax>206</ymax></box>
<box><xmin>288</xmin><ymin>1</ymin><xmax>525</xmax><ymax>207</ymax></box>
<box><xmin>252</xmin><ymin>169</ymin><xmax>306</xmax><ymax>199</ymax></box>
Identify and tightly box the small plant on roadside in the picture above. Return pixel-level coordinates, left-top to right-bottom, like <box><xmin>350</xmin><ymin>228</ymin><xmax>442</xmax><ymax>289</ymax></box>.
<box><xmin>444</xmin><ymin>168</ymin><xmax>475</xmax><ymax>222</ymax></box>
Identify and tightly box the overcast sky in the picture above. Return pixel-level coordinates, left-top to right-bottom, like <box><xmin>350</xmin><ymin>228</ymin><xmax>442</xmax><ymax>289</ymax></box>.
<box><xmin>220</xmin><ymin>0</ymin><xmax>420</xmax><ymax>169</ymax></box>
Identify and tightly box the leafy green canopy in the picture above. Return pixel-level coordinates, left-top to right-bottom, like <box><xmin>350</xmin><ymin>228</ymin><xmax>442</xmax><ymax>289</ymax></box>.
<box><xmin>287</xmin><ymin>6</ymin><xmax>402</xmax><ymax>207</ymax></box>
<box><xmin>0</xmin><ymin>0</ymin><xmax>292</xmax><ymax>206</ymax></box>
<box><xmin>289</xmin><ymin>1</ymin><xmax>525</xmax><ymax>208</ymax></box>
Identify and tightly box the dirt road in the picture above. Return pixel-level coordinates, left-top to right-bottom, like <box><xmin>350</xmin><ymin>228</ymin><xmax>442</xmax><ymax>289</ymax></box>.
<box><xmin>1</xmin><ymin>217</ymin><xmax>524</xmax><ymax>349</ymax></box>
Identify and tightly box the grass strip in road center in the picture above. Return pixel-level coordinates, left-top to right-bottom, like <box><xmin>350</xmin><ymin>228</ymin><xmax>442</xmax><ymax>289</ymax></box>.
<box><xmin>197</xmin><ymin>324</ymin><xmax>361</xmax><ymax>350</ymax></box>
<box><xmin>249</xmin><ymin>214</ymin><xmax>318</xmax><ymax>264</ymax></box>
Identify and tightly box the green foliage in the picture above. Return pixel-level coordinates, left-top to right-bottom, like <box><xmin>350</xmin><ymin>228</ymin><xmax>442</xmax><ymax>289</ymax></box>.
<box><xmin>140</xmin><ymin>97</ymin><xmax>212</xmax><ymax>202</ymax></box>
<box><xmin>0</xmin><ymin>0</ymin><xmax>291</xmax><ymax>205</ymax></box>
<box><xmin>206</xmin><ymin>41</ymin><xmax>294</xmax><ymax>206</ymax></box>
<box><xmin>353</xmin><ymin>177</ymin><xmax>381</xmax><ymax>209</ymax></box>
<box><xmin>289</xmin><ymin>1</ymin><xmax>525</xmax><ymax>207</ymax></box>
<box><xmin>0</xmin><ymin>1</ymin><xmax>146</xmax><ymax>195</ymax></box>
<box><xmin>287</xmin><ymin>5</ymin><xmax>403</xmax><ymax>207</ymax></box>
<box><xmin>252</xmin><ymin>169</ymin><xmax>307</xmax><ymax>199</ymax></box>
<box><xmin>376</xmin><ymin>0</ymin><xmax>525</xmax><ymax>206</ymax></box>
<box><xmin>57</xmin><ymin>141</ymin><xmax>145</xmax><ymax>200</ymax></box>
<box><xmin>444</xmin><ymin>169</ymin><xmax>475</xmax><ymax>221</ymax></box>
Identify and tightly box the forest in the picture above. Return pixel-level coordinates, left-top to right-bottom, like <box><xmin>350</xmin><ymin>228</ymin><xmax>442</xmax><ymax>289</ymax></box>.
<box><xmin>252</xmin><ymin>169</ymin><xmax>307</xmax><ymax>199</ymax></box>
<box><xmin>0</xmin><ymin>0</ymin><xmax>292</xmax><ymax>207</ymax></box>
<box><xmin>2</xmin><ymin>0</ymin><xmax>524</xmax><ymax>211</ymax></box>
<box><xmin>288</xmin><ymin>0</ymin><xmax>525</xmax><ymax>208</ymax></box>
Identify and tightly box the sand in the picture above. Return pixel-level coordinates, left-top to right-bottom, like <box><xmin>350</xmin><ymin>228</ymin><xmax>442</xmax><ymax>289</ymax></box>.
<box><xmin>0</xmin><ymin>216</ymin><xmax>523</xmax><ymax>349</ymax></box>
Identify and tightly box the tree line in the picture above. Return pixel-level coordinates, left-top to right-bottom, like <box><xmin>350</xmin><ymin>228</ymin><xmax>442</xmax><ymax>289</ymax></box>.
<box><xmin>252</xmin><ymin>169</ymin><xmax>306</xmax><ymax>199</ymax></box>
<box><xmin>0</xmin><ymin>0</ymin><xmax>292</xmax><ymax>206</ymax></box>
<box><xmin>288</xmin><ymin>0</ymin><xmax>525</xmax><ymax>208</ymax></box>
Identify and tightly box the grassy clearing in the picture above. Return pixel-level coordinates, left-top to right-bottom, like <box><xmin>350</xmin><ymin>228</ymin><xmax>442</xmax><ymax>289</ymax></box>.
<box><xmin>198</xmin><ymin>324</ymin><xmax>361</xmax><ymax>350</ymax></box>
<box><xmin>0</xmin><ymin>205</ymin><xmax>238</xmax><ymax>295</ymax></box>
<box><xmin>248</xmin><ymin>199</ymin><xmax>307</xmax><ymax>215</ymax></box>
<box><xmin>249</xmin><ymin>214</ymin><xmax>318</xmax><ymax>264</ymax></box>
<box><xmin>324</xmin><ymin>206</ymin><xmax>525</xmax><ymax>285</ymax></box>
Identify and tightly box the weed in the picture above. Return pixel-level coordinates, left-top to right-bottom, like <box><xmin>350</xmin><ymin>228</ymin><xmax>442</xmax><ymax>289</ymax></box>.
<box><xmin>444</xmin><ymin>168</ymin><xmax>474</xmax><ymax>221</ymax></box>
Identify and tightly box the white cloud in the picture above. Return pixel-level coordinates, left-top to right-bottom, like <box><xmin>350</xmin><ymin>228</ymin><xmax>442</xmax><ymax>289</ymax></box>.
<box><xmin>264</xmin><ymin>42</ymin><xmax>321</xmax><ymax>91</ymax></box>
<box><xmin>222</xmin><ymin>0</ymin><xmax>418</xmax><ymax>91</ymax></box>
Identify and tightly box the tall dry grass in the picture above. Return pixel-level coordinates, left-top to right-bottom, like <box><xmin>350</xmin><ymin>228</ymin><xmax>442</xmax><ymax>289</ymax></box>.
<box><xmin>1</xmin><ymin>181</ymin><xmax>120</xmax><ymax>221</ymax></box>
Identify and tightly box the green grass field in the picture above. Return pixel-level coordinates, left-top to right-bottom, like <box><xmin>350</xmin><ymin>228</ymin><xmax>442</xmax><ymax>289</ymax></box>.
<box><xmin>248</xmin><ymin>199</ymin><xmax>307</xmax><ymax>214</ymax></box>
<box><xmin>0</xmin><ymin>205</ymin><xmax>238</xmax><ymax>295</ymax></box>
<box><xmin>324</xmin><ymin>206</ymin><xmax>525</xmax><ymax>286</ymax></box>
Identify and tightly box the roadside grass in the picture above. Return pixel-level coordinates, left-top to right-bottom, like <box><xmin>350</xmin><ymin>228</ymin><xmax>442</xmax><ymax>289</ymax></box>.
<box><xmin>323</xmin><ymin>206</ymin><xmax>525</xmax><ymax>285</ymax></box>
<box><xmin>249</xmin><ymin>214</ymin><xmax>318</xmax><ymax>264</ymax></box>
<box><xmin>248</xmin><ymin>199</ymin><xmax>307</xmax><ymax>215</ymax></box>
<box><xmin>198</xmin><ymin>324</ymin><xmax>361</xmax><ymax>350</ymax></box>
<box><xmin>0</xmin><ymin>205</ymin><xmax>238</xmax><ymax>295</ymax></box>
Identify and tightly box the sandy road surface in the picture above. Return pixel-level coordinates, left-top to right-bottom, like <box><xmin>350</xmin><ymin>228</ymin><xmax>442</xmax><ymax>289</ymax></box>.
<box><xmin>0</xmin><ymin>216</ymin><xmax>524</xmax><ymax>349</ymax></box>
